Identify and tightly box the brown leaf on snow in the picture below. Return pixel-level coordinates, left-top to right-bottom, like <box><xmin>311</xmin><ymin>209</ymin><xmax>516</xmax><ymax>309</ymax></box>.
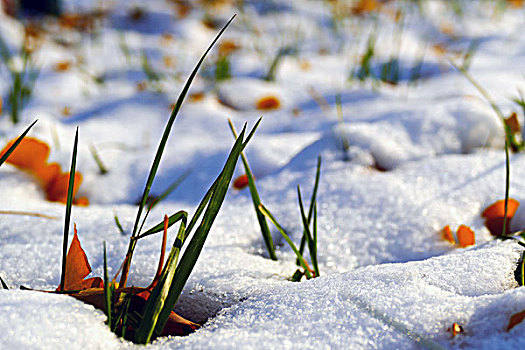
<box><xmin>507</xmin><ymin>309</ymin><xmax>525</xmax><ymax>331</ymax></box>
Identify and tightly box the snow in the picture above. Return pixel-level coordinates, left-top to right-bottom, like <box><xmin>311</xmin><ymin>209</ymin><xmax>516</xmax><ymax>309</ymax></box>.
<box><xmin>1</xmin><ymin>0</ymin><xmax>525</xmax><ymax>349</ymax></box>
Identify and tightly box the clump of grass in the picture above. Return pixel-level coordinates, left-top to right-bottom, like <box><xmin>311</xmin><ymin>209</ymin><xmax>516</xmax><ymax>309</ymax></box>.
<box><xmin>258</xmin><ymin>157</ymin><xmax>321</xmax><ymax>282</ymax></box>
<box><xmin>227</xmin><ymin>121</ymin><xmax>322</xmax><ymax>280</ymax></box>
<box><xmin>0</xmin><ymin>32</ymin><xmax>40</xmax><ymax>124</ymax></box>
<box><xmin>228</xmin><ymin>118</ymin><xmax>276</xmax><ymax>260</ymax></box>
<box><xmin>47</xmin><ymin>15</ymin><xmax>256</xmax><ymax>345</ymax></box>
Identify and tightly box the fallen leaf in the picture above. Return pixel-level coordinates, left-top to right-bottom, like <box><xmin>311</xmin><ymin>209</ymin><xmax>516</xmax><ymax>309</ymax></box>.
<box><xmin>0</xmin><ymin>137</ymin><xmax>88</xmax><ymax>205</ymax></box>
<box><xmin>54</xmin><ymin>61</ymin><xmax>72</xmax><ymax>72</ymax></box>
<box><xmin>505</xmin><ymin>112</ymin><xmax>521</xmax><ymax>135</ymax></box>
<box><xmin>481</xmin><ymin>199</ymin><xmax>520</xmax><ymax>236</ymax></box>
<box><xmin>61</xmin><ymin>217</ymin><xmax>198</xmax><ymax>338</ymax></box>
<box><xmin>507</xmin><ymin>309</ymin><xmax>525</xmax><ymax>331</ymax></box>
<box><xmin>58</xmin><ymin>224</ymin><xmax>103</xmax><ymax>291</ymax></box>
<box><xmin>256</xmin><ymin>96</ymin><xmax>281</xmax><ymax>110</ymax></box>
<box><xmin>233</xmin><ymin>174</ymin><xmax>250</xmax><ymax>190</ymax></box>
<box><xmin>457</xmin><ymin>225</ymin><xmax>475</xmax><ymax>248</ymax></box>
<box><xmin>352</xmin><ymin>0</ymin><xmax>379</xmax><ymax>16</ymax></box>
<box><xmin>441</xmin><ymin>225</ymin><xmax>455</xmax><ymax>244</ymax></box>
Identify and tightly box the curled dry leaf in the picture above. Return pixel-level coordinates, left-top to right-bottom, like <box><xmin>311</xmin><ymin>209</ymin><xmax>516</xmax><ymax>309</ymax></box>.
<box><xmin>256</xmin><ymin>96</ymin><xmax>281</xmax><ymax>110</ymax></box>
<box><xmin>52</xmin><ymin>222</ymin><xmax>198</xmax><ymax>337</ymax></box>
<box><xmin>481</xmin><ymin>199</ymin><xmax>520</xmax><ymax>236</ymax></box>
<box><xmin>0</xmin><ymin>137</ymin><xmax>88</xmax><ymax>205</ymax></box>
<box><xmin>58</xmin><ymin>224</ymin><xmax>103</xmax><ymax>291</ymax></box>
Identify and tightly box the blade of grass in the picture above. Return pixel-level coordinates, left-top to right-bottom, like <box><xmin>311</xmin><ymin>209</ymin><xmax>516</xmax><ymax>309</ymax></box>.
<box><xmin>0</xmin><ymin>275</ymin><xmax>8</xmax><ymax>289</ymax></box>
<box><xmin>151</xmin><ymin>124</ymin><xmax>248</xmax><ymax>339</ymax></box>
<box><xmin>228</xmin><ymin>118</ymin><xmax>277</xmax><ymax>260</ymax></box>
<box><xmin>103</xmin><ymin>242</ymin><xmax>113</xmax><ymax>329</ymax></box>
<box><xmin>59</xmin><ymin>127</ymin><xmax>79</xmax><ymax>291</ymax></box>
<box><xmin>0</xmin><ymin>119</ymin><xmax>37</xmax><ymax>167</ymax></box>
<box><xmin>298</xmin><ymin>156</ymin><xmax>321</xmax><ymax>263</ymax></box>
<box><xmin>89</xmin><ymin>144</ymin><xmax>108</xmax><ymax>175</ymax></box>
<box><xmin>135</xmin><ymin>213</ymin><xmax>187</xmax><ymax>343</ymax></box>
<box><xmin>137</xmin><ymin>210</ymin><xmax>188</xmax><ymax>239</ymax></box>
<box><xmin>503</xmin><ymin>137</ymin><xmax>510</xmax><ymax>235</ymax></box>
<box><xmin>259</xmin><ymin>204</ymin><xmax>313</xmax><ymax>279</ymax></box>
<box><xmin>119</xmin><ymin>14</ymin><xmax>236</xmax><ymax>289</ymax></box>
<box><xmin>114</xmin><ymin>212</ymin><xmax>126</xmax><ymax>235</ymax></box>
<box><xmin>297</xmin><ymin>185</ymin><xmax>319</xmax><ymax>277</ymax></box>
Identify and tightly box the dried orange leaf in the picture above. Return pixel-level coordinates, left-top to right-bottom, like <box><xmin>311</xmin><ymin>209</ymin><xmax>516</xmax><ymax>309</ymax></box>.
<box><xmin>441</xmin><ymin>225</ymin><xmax>455</xmax><ymax>244</ymax></box>
<box><xmin>505</xmin><ymin>112</ymin><xmax>521</xmax><ymax>135</ymax></box>
<box><xmin>507</xmin><ymin>309</ymin><xmax>525</xmax><ymax>331</ymax></box>
<box><xmin>481</xmin><ymin>199</ymin><xmax>520</xmax><ymax>236</ymax></box>
<box><xmin>233</xmin><ymin>174</ymin><xmax>250</xmax><ymax>190</ymax></box>
<box><xmin>54</xmin><ymin>61</ymin><xmax>72</xmax><ymax>72</ymax></box>
<box><xmin>457</xmin><ymin>225</ymin><xmax>475</xmax><ymax>248</ymax></box>
<box><xmin>0</xmin><ymin>137</ymin><xmax>50</xmax><ymax>172</ymax></box>
<box><xmin>61</xmin><ymin>224</ymin><xmax>101</xmax><ymax>291</ymax></box>
<box><xmin>0</xmin><ymin>137</ymin><xmax>88</xmax><ymax>205</ymax></box>
<box><xmin>256</xmin><ymin>96</ymin><xmax>281</xmax><ymax>110</ymax></box>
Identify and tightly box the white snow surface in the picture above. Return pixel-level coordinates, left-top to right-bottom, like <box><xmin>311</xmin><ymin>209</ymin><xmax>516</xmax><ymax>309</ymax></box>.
<box><xmin>1</xmin><ymin>1</ymin><xmax>525</xmax><ymax>349</ymax></box>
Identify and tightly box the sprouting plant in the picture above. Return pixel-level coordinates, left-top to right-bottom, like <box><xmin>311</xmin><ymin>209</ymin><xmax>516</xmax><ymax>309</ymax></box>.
<box><xmin>228</xmin><ymin>119</ymin><xmax>276</xmax><ymax>260</ymax></box>
<box><xmin>0</xmin><ymin>32</ymin><xmax>40</xmax><ymax>124</ymax></box>
<box><xmin>258</xmin><ymin>157</ymin><xmax>321</xmax><ymax>281</ymax></box>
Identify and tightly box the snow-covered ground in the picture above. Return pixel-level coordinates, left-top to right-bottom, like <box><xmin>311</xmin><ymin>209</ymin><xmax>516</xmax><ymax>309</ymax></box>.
<box><xmin>1</xmin><ymin>1</ymin><xmax>525</xmax><ymax>348</ymax></box>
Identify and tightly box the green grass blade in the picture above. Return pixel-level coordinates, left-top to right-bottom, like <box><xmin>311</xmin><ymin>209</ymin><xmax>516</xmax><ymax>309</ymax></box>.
<box><xmin>89</xmin><ymin>144</ymin><xmax>108</xmax><ymax>175</ymax></box>
<box><xmin>59</xmin><ymin>127</ymin><xmax>79</xmax><ymax>291</ymax></box>
<box><xmin>313</xmin><ymin>202</ymin><xmax>318</xmax><ymax>258</ymax></box>
<box><xmin>0</xmin><ymin>119</ymin><xmax>37</xmax><ymax>167</ymax></box>
<box><xmin>297</xmin><ymin>186</ymin><xmax>319</xmax><ymax>277</ymax></box>
<box><xmin>503</xmin><ymin>137</ymin><xmax>511</xmax><ymax>235</ymax></box>
<box><xmin>103</xmin><ymin>242</ymin><xmax>112</xmax><ymax>329</ymax></box>
<box><xmin>114</xmin><ymin>212</ymin><xmax>126</xmax><ymax>235</ymax></box>
<box><xmin>152</xmin><ymin>125</ymin><xmax>247</xmax><ymax>337</ymax></box>
<box><xmin>298</xmin><ymin>156</ymin><xmax>321</xmax><ymax>261</ymax></box>
<box><xmin>228</xmin><ymin>119</ymin><xmax>276</xmax><ymax>260</ymax></box>
<box><xmin>0</xmin><ymin>275</ymin><xmax>8</xmax><ymax>289</ymax></box>
<box><xmin>241</xmin><ymin>117</ymin><xmax>262</xmax><ymax>150</ymax></box>
<box><xmin>259</xmin><ymin>204</ymin><xmax>313</xmax><ymax>279</ymax></box>
<box><xmin>137</xmin><ymin>210</ymin><xmax>188</xmax><ymax>239</ymax></box>
<box><xmin>120</xmin><ymin>14</ymin><xmax>236</xmax><ymax>288</ymax></box>
<box><xmin>135</xmin><ymin>215</ymin><xmax>187</xmax><ymax>343</ymax></box>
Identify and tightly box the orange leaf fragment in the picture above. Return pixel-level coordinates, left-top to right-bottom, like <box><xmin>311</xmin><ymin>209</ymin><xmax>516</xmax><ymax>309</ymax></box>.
<box><xmin>0</xmin><ymin>137</ymin><xmax>88</xmax><ymax>205</ymax></box>
<box><xmin>256</xmin><ymin>96</ymin><xmax>281</xmax><ymax>110</ymax></box>
<box><xmin>60</xmin><ymin>224</ymin><xmax>103</xmax><ymax>291</ymax></box>
<box><xmin>352</xmin><ymin>0</ymin><xmax>379</xmax><ymax>16</ymax></box>
<box><xmin>441</xmin><ymin>225</ymin><xmax>455</xmax><ymax>244</ymax></box>
<box><xmin>505</xmin><ymin>112</ymin><xmax>521</xmax><ymax>135</ymax></box>
<box><xmin>54</xmin><ymin>61</ymin><xmax>72</xmax><ymax>72</ymax></box>
<box><xmin>447</xmin><ymin>322</ymin><xmax>464</xmax><ymax>337</ymax></box>
<box><xmin>457</xmin><ymin>225</ymin><xmax>475</xmax><ymax>248</ymax></box>
<box><xmin>481</xmin><ymin>199</ymin><xmax>520</xmax><ymax>236</ymax></box>
<box><xmin>507</xmin><ymin>309</ymin><xmax>525</xmax><ymax>331</ymax></box>
<box><xmin>233</xmin><ymin>174</ymin><xmax>251</xmax><ymax>190</ymax></box>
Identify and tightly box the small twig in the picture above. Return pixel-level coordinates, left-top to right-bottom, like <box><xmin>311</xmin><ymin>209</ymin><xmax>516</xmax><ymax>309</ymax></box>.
<box><xmin>0</xmin><ymin>210</ymin><xmax>58</xmax><ymax>220</ymax></box>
